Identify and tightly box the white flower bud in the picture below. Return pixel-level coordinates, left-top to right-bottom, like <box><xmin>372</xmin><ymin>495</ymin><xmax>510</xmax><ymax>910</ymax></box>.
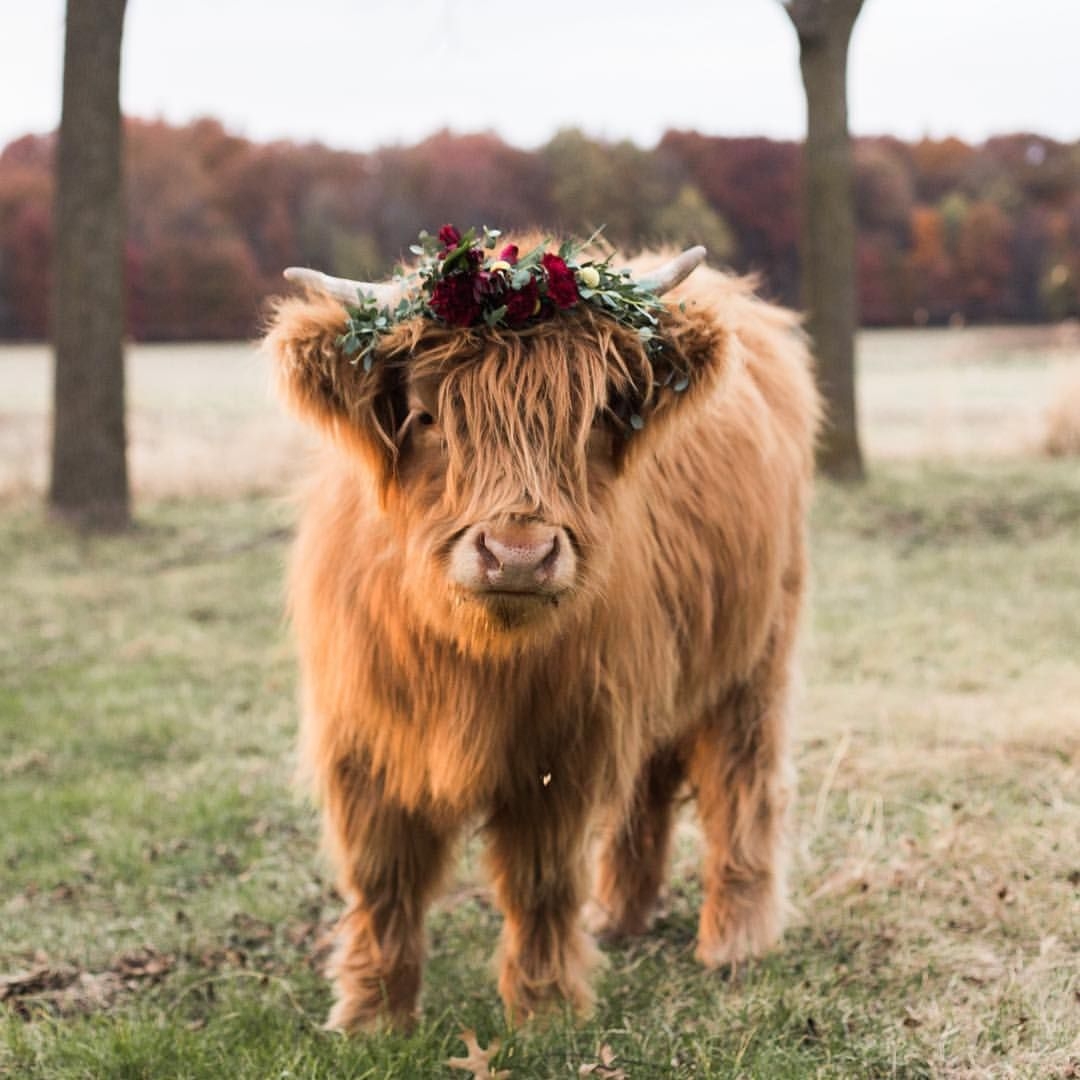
<box><xmin>577</xmin><ymin>266</ymin><xmax>601</xmax><ymax>289</ymax></box>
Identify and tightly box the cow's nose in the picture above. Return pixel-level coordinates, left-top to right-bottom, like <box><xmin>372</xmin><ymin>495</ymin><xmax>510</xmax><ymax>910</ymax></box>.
<box><xmin>477</xmin><ymin>527</ymin><xmax>561</xmax><ymax>589</ymax></box>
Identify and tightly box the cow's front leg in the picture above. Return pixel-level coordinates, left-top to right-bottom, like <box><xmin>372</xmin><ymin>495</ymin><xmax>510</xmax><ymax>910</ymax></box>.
<box><xmin>485</xmin><ymin>782</ymin><xmax>599</xmax><ymax>1023</ymax></box>
<box><xmin>688</xmin><ymin>628</ymin><xmax>796</xmax><ymax>970</ymax></box>
<box><xmin>322</xmin><ymin>759</ymin><xmax>454</xmax><ymax>1032</ymax></box>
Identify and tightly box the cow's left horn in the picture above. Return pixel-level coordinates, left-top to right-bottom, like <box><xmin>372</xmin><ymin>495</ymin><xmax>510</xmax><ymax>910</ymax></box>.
<box><xmin>637</xmin><ymin>246</ymin><xmax>708</xmax><ymax>296</ymax></box>
<box><xmin>283</xmin><ymin>267</ymin><xmax>404</xmax><ymax>308</ymax></box>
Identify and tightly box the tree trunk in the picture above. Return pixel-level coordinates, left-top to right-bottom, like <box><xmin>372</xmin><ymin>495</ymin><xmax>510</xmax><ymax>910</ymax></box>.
<box><xmin>49</xmin><ymin>0</ymin><xmax>130</xmax><ymax>530</ymax></box>
<box><xmin>786</xmin><ymin>0</ymin><xmax>865</xmax><ymax>481</ymax></box>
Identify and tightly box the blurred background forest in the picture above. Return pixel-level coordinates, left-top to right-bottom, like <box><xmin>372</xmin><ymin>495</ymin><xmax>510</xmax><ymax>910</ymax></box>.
<box><xmin>2</xmin><ymin>119</ymin><xmax>1078</xmax><ymax>341</ymax></box>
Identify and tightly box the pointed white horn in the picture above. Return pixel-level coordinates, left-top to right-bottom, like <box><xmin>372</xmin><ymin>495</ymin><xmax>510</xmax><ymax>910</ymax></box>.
<box><xmin>283</xmin><ymin>267</ymin><xmax>404</xmax><ymax>308</ymax></box>
<box><xmin>637</xmin><ymin>246</ymin><xmax>707</xmax><ymax>296</ymax></box>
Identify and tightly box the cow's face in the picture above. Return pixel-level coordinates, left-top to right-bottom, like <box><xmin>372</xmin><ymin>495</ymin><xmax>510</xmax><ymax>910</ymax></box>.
<box><xmin>388</xmin><ymin>322</ymin><xmax>625</xmax><ymax>648</ymax></box>
<box><xmin>271</xmin><ymin>294</ymin><xmax>730</xmax><ymax>653</ymax></box>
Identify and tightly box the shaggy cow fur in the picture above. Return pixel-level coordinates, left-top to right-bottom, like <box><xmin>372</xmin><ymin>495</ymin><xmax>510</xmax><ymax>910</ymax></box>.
<box><xmin>264</xmin><ymin>244</ymin><xmax>821</xmax><ymax>1031</ymax></box>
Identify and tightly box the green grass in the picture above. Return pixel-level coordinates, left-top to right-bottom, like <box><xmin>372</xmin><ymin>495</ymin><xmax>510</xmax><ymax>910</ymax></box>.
<box><xmin>3</xmin><ymin>463</ymin><xmax>1079</xmax><ymax>1078</ymax></box>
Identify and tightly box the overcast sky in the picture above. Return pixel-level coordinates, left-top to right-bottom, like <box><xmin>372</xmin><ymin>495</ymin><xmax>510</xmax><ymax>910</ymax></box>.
<box><xmin>1</xmin><ymin>0</ymin><xmax>1077</xmax><ymax>153</ymax></box>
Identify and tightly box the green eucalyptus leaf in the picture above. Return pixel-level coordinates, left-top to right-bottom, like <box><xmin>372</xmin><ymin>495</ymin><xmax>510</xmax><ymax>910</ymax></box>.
<box><xmin>517</xmin><ymin>240</ymin><xmax>547</xmax><ymax>269</ymax></box>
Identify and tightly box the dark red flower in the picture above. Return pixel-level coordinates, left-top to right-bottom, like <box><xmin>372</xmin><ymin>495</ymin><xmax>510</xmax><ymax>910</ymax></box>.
<box><xmin>471</xmin><ymin>270</ymin><xmax>505</xmax><ymax>301</ymax></box>
<box><xmin>504</xmin><ymin>278</ymin><xmax>541</xmax><ymax>326</ymax></box>
<box><xmin>430</xmin><ymin>273</ymin><xmax>481</xmax><ymax>327</ymax></box>
<box><xmin>498</xmin><ymin>244</ymin><xmax>519</xmax><ymax>265</ymax></box>
<box><xmin>438</xmin><ymin>224</ymin><xmax>461</xmax><ymax>250</ymax></box>
<box><xmin>542</xmin><ymin>253</ymin><xmax>579</xmax><ymax>308</ymax></box>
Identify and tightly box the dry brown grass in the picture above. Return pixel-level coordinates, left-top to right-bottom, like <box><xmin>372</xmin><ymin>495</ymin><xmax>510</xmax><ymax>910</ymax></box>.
<box><xmin>856</xmin><ymin>324</ymin><xmax>1079</xmax><ymax>461</ymax></box>
<box><xmin>0</xmin><ymin>343</ymin><xmax>314</xmax><ymax>500</ymax></box>
<box><xmin>3</xmin><ymin>326</ymin><xmax>1080</xmax><ymax>502</ymax></box>
<box><xmin>1043</xmin><ymin>361</ymin><xmax>1080</xmax><ymax>457</ymax></box>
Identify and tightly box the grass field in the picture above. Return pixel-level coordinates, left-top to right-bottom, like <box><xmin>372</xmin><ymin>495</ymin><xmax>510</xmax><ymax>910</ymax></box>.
<box><xmin>2</xmin><ymin>331</ymin><xmax>1079</xmax><ymax>1077</ymax></box>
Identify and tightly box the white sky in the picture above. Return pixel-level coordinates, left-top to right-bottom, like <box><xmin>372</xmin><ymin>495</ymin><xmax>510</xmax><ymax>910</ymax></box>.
<box><xmin>1</xmin><ymin>0</ymin><xmax>1078</xmax><ymax>152</ymax></box>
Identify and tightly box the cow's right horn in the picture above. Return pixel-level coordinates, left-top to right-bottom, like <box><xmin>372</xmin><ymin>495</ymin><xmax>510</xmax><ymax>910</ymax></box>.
<box><xmin>283</xmin><ymin>267</ymin><xmax>404</xmax><ymax>308</ymax></box>
<box><xmin>636</xmin><ymin>246</ymin><xmax>707</xmax><ymax>296</ymax></box>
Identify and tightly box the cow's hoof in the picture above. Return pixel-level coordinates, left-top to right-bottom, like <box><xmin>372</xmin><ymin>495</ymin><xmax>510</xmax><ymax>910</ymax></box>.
<box><xmin>324</xmin><ymin>998</ymin><xmax>416</xmax><ymax>1035</ymax></box>
<box><xmin>695</xmin><ymin>894</ymin><xmax>783</xmax><ymax>970</ymax></box>
<box><xmin>582</xmin><ymin>897</ymin><xmax>666</xmax><ymax>941</ymax></box>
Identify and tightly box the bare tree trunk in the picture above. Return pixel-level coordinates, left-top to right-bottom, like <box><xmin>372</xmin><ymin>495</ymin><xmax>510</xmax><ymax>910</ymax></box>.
<box><xmin>784</xmin><ymin>0</ymin><xmax>865</xmax><ymax>481</ymax></box>
<box><xmin>49</xmin><ymin>0</ymin><xmax>130</xmax><ymax>530</ymax></box>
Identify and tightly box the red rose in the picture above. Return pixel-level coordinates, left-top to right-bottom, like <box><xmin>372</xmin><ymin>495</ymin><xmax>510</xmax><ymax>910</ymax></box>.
<box><xmin>504</xmin><ymin>278</ymin><xmax>540</xmax><ymax>326</ymax></box>
<box><xmin>542</xmin><ymin>253</ymin><xmax>579</xmax><ymax>308</ymax></box>
<box><xmin>438</xmin><ymin>224</ymin><xmax>461</xmax><ymax>250</ymax></box>
<box><xmin>498</xmin><ymin>244</ymin><xmax>519</xmax><ymax>264</ymax></box>
<box><xmin>430</xmin><ymin>273</ymin><xmax>481</xmax><ymax>327</ymax></box>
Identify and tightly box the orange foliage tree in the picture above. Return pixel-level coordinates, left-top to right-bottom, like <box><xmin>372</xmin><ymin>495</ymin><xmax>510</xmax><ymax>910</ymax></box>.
<box><xmin>0</xmin><ymin>122</ymin><xmax>1076</xmax><ymax>341</ymax></box>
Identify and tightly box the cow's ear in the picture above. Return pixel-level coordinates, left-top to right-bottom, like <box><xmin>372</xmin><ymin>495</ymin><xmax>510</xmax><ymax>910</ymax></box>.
<box><xmin>264</xmin><ymin>293</ymin><xmax>406</xmax><ymax>493</ymax></box>
<box><xmin>611</xmin><ymin>303</ymin><xmax>738</xmax><ymax>464</ymax></box>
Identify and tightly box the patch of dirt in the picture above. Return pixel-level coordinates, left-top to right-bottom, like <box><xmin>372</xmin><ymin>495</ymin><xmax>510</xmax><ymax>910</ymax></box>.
<box><xmin>1</xmin><ymin>903</ymin><xmax>339</xmax><ymax>1021</ymax></box>
<box><xmin>0</xmin><ymin>946</ymin><xmax>174</xmax><ymax>1019</ymax></box>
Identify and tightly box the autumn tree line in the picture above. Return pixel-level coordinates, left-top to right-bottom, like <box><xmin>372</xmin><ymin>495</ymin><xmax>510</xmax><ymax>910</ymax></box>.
<box><xmin>1</xmin><ymin>118</ymin><xmax>1077</xmax><ymax>342</ymax></box>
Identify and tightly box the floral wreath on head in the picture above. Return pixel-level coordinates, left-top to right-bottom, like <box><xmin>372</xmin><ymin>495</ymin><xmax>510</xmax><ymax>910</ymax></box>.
<box><xmin>284</xmin><ymin>226</ymin><xmax>705</xmax><ymax>422</ymax></box>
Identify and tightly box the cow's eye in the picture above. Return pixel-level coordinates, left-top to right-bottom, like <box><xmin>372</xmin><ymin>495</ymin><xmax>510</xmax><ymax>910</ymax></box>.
<box><xmin>417</xmin><ymin>411</ymin><xmax>435</xmax><ymax>427</ymax></box>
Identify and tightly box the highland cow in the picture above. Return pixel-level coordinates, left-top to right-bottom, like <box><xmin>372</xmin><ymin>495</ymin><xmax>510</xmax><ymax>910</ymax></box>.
<box><xmin>264</xmin><ymin>233</ymin><xmax>820</xmax><ymax>1032</ymax></box>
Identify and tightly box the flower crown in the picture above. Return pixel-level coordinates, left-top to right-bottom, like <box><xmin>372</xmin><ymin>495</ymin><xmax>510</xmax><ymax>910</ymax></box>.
<box><xmin>284</xmin><ymin>228</ymin><xmax>707</xmax><ymax>415</ymax></box>
<box><xmin>324</xmin><ymin>224</ymin><xmax>698</xmax><ymax>371</ymax></box>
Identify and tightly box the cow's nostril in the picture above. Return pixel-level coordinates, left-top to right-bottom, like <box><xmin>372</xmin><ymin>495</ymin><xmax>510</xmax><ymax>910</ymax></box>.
<box><xmin>538</xmin><ymin>534</ymin><xmax>561</xmax><ymax>579</ymax></box>
<box><xmin>476</xmin><ymin>532</ymin><xmax>501</xmax><ymax>572</ymax></box>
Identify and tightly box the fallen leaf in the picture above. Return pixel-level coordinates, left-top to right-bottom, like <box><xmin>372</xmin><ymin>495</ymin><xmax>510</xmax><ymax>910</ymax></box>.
<box><xmin>110</xmin><ymin>947</ymin><xmax>174</xmax><ymax>981</ymax></box>
<box><xmin>0</xmin><ymin>964</ymin><xmax>78</xmax><ymax>1001</ymax></box>
<box><xmin>579</xmin><ymin>1042</ymin><xmax>628</xmax><ymax>1077</ymax></box>
<box><xmin>446</xmin><ymin>1028</ymin><xmax>511</xmax><ymax>1079</ymax></box>
<box><xmin>228</xmin><ymin>912</ymin><xmax>274</xmax><ymax>946</ymax></box>
<box><xmin>286</xmin><ymin>921</ymin><xmax>317</xmax><ymax>948</ymax></box>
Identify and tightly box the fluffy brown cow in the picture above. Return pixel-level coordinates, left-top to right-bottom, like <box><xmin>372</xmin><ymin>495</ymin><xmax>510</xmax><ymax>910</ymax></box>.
<box><xmin>264</xmin><ymin>234</ymin><xmax>820</xmax><ymax>1032</ymax></box>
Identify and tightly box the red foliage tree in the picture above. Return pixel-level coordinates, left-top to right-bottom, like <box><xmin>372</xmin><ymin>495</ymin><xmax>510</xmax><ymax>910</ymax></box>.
<box><xmin>0</xmin><ymin>121</ymin><xmax>1077</xmax><ymax>339</ymax></box>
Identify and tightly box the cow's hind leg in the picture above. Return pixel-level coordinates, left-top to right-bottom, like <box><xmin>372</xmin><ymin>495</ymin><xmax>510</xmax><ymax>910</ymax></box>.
<box><xmin>485</xmin><ymin>786</ymin><xmax>599</xmax><ymax>1023</ymax></box>
<box><xmin>322</xmin><ymin>760</ymin><xmax>454</xmax><ymax>1032</ymax></box>
<box><xmin>689</xmin><ymin>630</ymin><xmax>796</xmax><ymax>970</ymax></box>
<box><xmin>590</xmin><ymin>744</ymin><xmax>685</xmax><ymax>938</ymax></box>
